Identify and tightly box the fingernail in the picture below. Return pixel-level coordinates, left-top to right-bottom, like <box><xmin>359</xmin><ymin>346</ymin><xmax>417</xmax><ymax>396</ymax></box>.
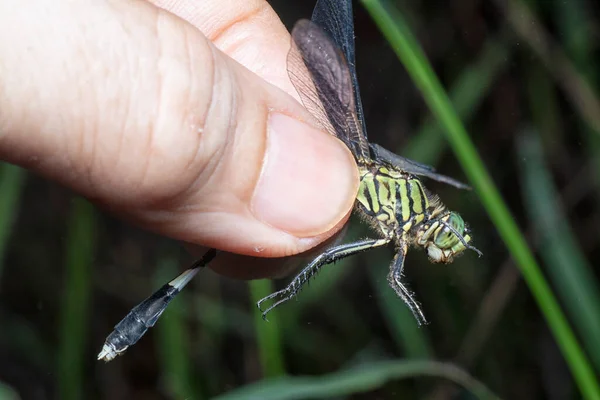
<box><xmin>252</xmin><ymin>113</ymin><xmax>358</xmax><ymax>237</ymax></box>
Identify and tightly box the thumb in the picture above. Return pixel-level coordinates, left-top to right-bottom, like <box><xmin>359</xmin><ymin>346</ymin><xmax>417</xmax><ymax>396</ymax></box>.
<box><xmin>0</xmin><ymin>0</ymin><xmax>359</xmax><ymax>257</ymax></box>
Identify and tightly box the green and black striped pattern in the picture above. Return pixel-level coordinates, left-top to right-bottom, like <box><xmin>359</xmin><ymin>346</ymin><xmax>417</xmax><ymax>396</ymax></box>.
<box><xmin>356</xmin><ymin>165</ymin><xmax>430</xmax><ymax>233</ymax></box>
<box><xmin>256</xmin><ymin>0</ymin><xmax>482</xmax><ymax>324</ymax></box>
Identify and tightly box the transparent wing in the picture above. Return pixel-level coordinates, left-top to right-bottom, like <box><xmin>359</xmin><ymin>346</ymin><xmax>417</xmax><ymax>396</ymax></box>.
<box><xmin>370</xmin><ymin>143</ymin><xmax>471</xmax><ymax>190</ymax></box>
<box><xmin>311</xmin><ymin>0</ymin><xmax>368</xmax><ymax>141</ymax></box>
<box><xmin>288</xmin><ymin>19</ymin><xmax>370</xmax><ymax>160</ymax></box>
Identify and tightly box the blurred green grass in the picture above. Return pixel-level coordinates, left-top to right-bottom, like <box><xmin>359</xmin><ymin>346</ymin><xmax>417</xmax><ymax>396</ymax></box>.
<box><xmin>214</xmin><ymin>360</ymin><xmax>501</xmax><ymax>400</ymax></box>
<box><xmin>0</xmin><ymin>381</ymin><xmax>19</xmax><ymax>400</ymax></box>
<box><xmin>1</xmin><ymin>0</ymin><xmax>600</xmax><ymax>399</ymax></box>
<box><xmin>58</xmin><ymin>198</ymin><xmax>95</xmax><ymax>400</ymax></box>
<box><xmin>0</xmin><ymin>164</ymin><xmax>26</xmax><ymax>283</ymax></box>
<box><xmin>249</xmin><ymin>279</ymin><xmax>286</xmax><ymax>377</ymax></box>
<box><xmin>155</xmin><ymin>258</ymin><xmax>200</xmax><ymax>399</ymax></box>
<box><xmin>362</xmin><ymin>0</ymin><xmax>600</xmax><ymax>398</ymax></box>
<box><xmin>518</xmin><ymin>132</ymin><xmax>600</xmax><ymax>372</ymax></box>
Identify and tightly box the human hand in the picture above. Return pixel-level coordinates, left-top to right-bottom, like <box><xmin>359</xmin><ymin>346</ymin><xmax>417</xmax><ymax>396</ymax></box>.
<box><xmin>0</xmin><ymin>0</ymin><xmax>359</xmax><ymax>274</ymax></box>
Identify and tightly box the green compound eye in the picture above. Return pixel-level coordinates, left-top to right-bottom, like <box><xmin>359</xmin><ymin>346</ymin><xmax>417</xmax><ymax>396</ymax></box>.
<box><xmin>448</xmin><ymin>212</ymin><xmax>465</xmax><ymax>232</ymax></box>
<box><xmin>434</xmin><ymin>213</ymin><xmax>465</xmax><ymax>249</ymax></box>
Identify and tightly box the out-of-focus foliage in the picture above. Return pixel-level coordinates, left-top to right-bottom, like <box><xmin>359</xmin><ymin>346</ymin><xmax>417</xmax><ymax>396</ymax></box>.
<box><xmin>1</xmin><ymin>0</ymin><xmax>600</xmax><ymax>399</ymax></box>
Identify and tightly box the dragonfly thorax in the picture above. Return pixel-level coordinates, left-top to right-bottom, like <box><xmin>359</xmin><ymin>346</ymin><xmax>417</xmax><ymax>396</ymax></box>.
<box><xmin>356</xmin><ymin>164</ymin><xmax>479</xmax><ymax>264</ymax></box>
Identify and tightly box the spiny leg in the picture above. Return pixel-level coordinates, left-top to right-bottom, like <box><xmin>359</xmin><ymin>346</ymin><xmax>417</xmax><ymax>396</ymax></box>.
<box><xmin>387</xmin><ymin>241</ymin><xmax>428</xmax><ymax>325</ymax></box>
<box><xmin>258</xmin><ymin>237</ymin><xmax>391</xmax><ymax>319</ymax></box>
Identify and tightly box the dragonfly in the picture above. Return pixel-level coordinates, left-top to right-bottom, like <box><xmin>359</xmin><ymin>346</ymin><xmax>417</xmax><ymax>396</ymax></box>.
<box><xmin>256</xmin><ymin>0</ymin><xmax>482</xmax><ymax>320</ymax></box>
<box><xmin>97</xmin><ymin>0</ymin><xmax>481</xmax><ymax>362</ymax></box>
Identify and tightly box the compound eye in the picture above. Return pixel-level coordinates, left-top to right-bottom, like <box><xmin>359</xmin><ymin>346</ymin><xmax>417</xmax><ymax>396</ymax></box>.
<box><xmin>448</xmin><ymin>212</ymin><xmax>465</xmax><ymax>233</ymax></box>
<box><xmin>434</xmin><ymin>227</ymin><xmax>455</xmax><ymax>249</ymax></box>
<box><xmin>434</xmin><ymin>213</ymin><xmax>465</xmax><ymax>249</ymax></box>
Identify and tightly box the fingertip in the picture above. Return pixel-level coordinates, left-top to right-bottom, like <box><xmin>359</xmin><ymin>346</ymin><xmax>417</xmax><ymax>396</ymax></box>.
<box><xmin>252</xmin><ymin>113</ymin><xmax>358</xmax><ymax>237</ymax></box>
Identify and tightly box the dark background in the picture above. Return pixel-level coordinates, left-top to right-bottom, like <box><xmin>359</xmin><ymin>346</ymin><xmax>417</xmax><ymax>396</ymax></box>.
<box><xmin>1</xmin><ymin>0</ymin><xmax>599</xmax><ymax>399</ymax></box>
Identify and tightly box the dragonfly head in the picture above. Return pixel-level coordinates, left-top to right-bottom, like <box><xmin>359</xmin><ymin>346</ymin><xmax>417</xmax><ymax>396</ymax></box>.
<box><xmin>416</xmin><ymin>212</ymin><xmax>482</xmax><ymax>264</ymax></box>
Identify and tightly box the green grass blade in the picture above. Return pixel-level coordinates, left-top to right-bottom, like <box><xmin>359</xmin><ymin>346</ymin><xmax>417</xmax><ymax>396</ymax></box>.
<box><xmin>155</xmin><ymin>257</ymin><xmax>200</xmax><ymax>399</ymax></box>
<box><xmin>518</xmin><ymin>131</ymin><xmax>600</xmax><ymax>372</ymax></box>
<box><xmin>194</xmin><ymin>293</ymin><xmax>254</xmax><ymax>338</ymax></box>
<box><xmin>213</xmin><ymin>360</ymin><xmax>500</xmax><ymax>400</ymax></box>
<box><xmin>0</xmin><ymin>163</ymin><xmax>26</xmax><ymax>283</ymax></box>
<box><xmin>526</xmin><ymin>61</ymin><xmax>563</xmax><ymax>151</ymax></box>
<box><xmin>360</xmin><ymin>1</ymin><xmax>600</xmax><ymax>398</ymax></box>
<box><xmin>501</xmin><ymin>0</ymin><xmax>600</xmax><ymax>135</ymax></box>
<box><xmin>57</xmin><ymin>198</ymin><xmax>95</xmax><ymax>400</ymax></box>
<box><xmin>249</xmin><ymin>279</ymin><xmax>286</xmax><ymax>377</ymax></box>
<box><xmin>404</xmin><ymin>33</ymin><xmax>511</xmax><ymax>164</ymax></box>
<box><xmin>193</xmin><ymin>292</ymin><xmax>344</xmax><ymax>361</ymax></box>
<box><xmin>0</xmin><ymin>381</ymin><xmax>19</xmax><ymax>400</ymax></box>
<box><xmin>554</xmin><ymin>0</ymin><xmax>600</xmax><ymax>195</ymax></box>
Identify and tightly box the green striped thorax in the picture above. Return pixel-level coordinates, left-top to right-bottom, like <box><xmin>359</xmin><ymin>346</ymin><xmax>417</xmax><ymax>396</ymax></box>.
<box><xmin>356</xmin><ymin>163</ymin><xmax>478</xmax><ymax>264</ymax></box>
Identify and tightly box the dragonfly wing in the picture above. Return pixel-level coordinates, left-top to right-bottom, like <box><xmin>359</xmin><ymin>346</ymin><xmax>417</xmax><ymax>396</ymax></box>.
<box><xmin>288</xmin><ymin>19</ymin><xmax>370</xmax><ymax>160</ymax></box>
<box><xmin>370</xmin><ymin>143</ymin><xmax>435</xmax><ymax>171</ymax></box>
<box><xmin>371</xmin><ymin>143</ymin><xmax>471</xmax><ymax>190</ymax></box>
<box><xmin>311</xmin><ymin>0</ymin><xmax>369</xmax><ymax>143</ymax></box>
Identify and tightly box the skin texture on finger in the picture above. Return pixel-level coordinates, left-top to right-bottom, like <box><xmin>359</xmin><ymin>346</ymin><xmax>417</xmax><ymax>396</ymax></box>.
<box><xmin>186</xmin><ymin>221</ymin><xmax>351</xmax><ymax>280</ymax></box>
<box><xmin>0</xmin><ymin>0</ymin><xmax>359</xmax><ymax>259</ymax></box>
<box><xmin>147</xmin><ymin>0</ymin><xmax>298</xmax><ymax>99</ymax></box>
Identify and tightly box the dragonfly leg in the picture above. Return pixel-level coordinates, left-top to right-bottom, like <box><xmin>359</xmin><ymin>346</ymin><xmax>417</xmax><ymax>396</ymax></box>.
<box><xmin>387</xmin><ymin>241</ymin><xmax>428</xmax><ymax>325</ymax></box>
<box><xmin>258</xmin><ymin>237</ymin><xmax>391</xmax><ymax>320</ymax></box>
